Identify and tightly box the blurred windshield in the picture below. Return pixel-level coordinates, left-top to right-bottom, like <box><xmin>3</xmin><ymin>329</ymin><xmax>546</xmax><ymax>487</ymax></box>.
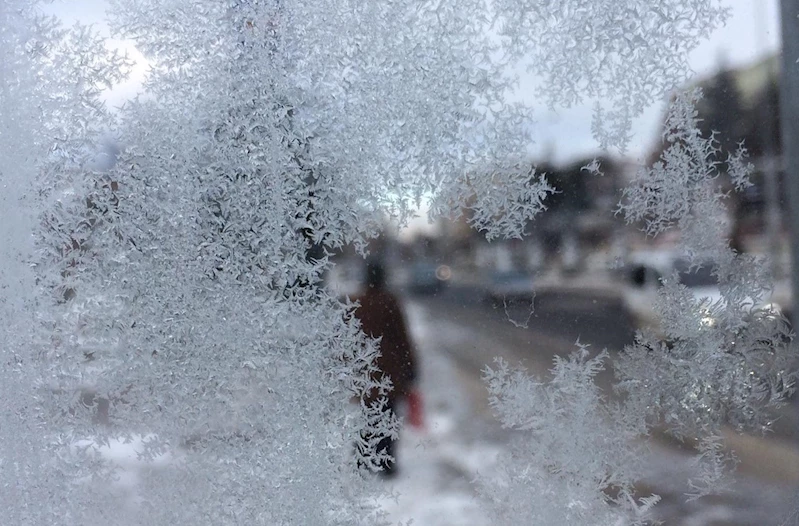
<box><xmin>491</xmin><ymin>271</ymin><xmax>530</xmax><ymax>283</ymax></box>
<box><xmin>675</xmin><ymin>260</ymin><xmax>718</xmax><ymax>288</ymax></box>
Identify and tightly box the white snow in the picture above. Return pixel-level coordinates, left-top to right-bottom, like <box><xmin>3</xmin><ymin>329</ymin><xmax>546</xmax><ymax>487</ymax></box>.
<box><xmin>76</xmin><ymin>299</ymin><xmax>797</xmax><ymax>525</ymax></box>
<box><xmin>377</xmin><ymin>301</ymin><xmax>500</xmax><ymax>525</ymax></box>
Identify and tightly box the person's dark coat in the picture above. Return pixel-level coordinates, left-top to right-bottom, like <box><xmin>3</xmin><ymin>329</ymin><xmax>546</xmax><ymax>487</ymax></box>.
<box><xmin>352</xmin><ymin>288</ymin><xmax>417</xmax><ymax>404</ymax></box>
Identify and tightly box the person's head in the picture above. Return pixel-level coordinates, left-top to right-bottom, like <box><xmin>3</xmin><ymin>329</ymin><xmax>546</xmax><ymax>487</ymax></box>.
<box><xmin>365</xmin><ymin>259</ymin><xmax>386</xmax><ymax>290</ymax></box>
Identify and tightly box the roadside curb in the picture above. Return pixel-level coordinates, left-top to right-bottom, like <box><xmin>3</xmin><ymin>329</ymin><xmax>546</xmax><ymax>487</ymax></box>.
<box><xmin>534</xmin><ymin>276</ymin><xmax>621</xmax><ymax>301</ymax></box>
<box><xmin>649</xmin><ymin>425</ymin><xmax>799</xmax><ymax>485</ymax></box>
<box><xmin>449</xmin><ymin>268</ymin><xmax>623</xmax><ymax>302</ymax></box>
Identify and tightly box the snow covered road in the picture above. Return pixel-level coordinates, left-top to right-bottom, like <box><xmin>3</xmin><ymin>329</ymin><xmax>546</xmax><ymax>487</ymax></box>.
<box><xmin>381</xmin><ymin>299</ymin><xmax>799</xmax><ymax>526</ymax></box>
<box><xmin>77</xmin><ymin>296</ymin><xmax>799</xmax><ymax>525</ymax></box>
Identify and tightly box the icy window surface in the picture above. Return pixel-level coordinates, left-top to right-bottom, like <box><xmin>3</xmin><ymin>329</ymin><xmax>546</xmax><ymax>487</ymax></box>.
<box><xmin>481</xmin><ymin>347</ymin><xmax>659</xmax><ymax>524</ymax></box>
<box><xmin>493</xmin><ymin>0</ymin><xmax>731</xmax><ymax>150</ymax></box>
<box><xmin>616</xmin><ymin>89</ymin><xmax>797</xmax><ymax>497</ymax></box>
<box><xmin>1</xmin><ymin>0</ymin><xmax>797</xmax><ymax>524</ymax></box>
<box><xmin>0</xmin><ymin>1</ymin><xmax>128</xmax><ymax>523</ymax></box>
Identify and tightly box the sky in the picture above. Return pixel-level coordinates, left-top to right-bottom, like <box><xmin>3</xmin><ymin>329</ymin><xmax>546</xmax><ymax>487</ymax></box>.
<box><xmin>48</xmin><ymin>0</ymin><xmax>782</xmax><ymax>238</ymax></box>
<box><xmin>520</xmin><ymin>0</ymin><xmax>782</xmax><ymax>164</ymax></box>
<box><xmin>49</xmin><ymin>0</ymin><xmax>782</xmax><ymax>165</ymax></box>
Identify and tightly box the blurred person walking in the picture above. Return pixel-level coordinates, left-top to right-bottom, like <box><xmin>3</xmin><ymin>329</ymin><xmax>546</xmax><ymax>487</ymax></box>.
<box><xmin>352</xmin><ymin>259</ymin><xmax>419</xmax><ymax>478</ymax></box>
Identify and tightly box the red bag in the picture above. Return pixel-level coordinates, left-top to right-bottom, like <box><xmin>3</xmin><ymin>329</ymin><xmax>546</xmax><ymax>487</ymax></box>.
<box><xmin>407</xmin><ymin>389</ymin><xmax>424</xmax><ymax>430</ymax></box>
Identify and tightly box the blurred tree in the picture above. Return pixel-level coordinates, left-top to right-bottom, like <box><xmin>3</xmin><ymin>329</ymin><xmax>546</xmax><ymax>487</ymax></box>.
<box><xmin>697</xmin><ymin>66</ymin><xmax>747</xmax><ymax>153</ymax></box>
<box><xmin>744</xmin><ymin>75</ymin><xmax>782</xmax><ymax>158</ymax></box>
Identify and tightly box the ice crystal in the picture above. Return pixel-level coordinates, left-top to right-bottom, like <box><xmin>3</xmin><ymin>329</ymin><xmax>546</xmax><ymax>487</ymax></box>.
<box><xmin>494</xmin><ymin>0</ymin><xmax>730</xmax><ymax>150</ymax></box>
<box><xmin>2</xmin><ymin>0</ymin><xmax>789</xmax><ymax>524</ymax></box>
<box><xmin>0</xmin><ymin>2</ymin><xmax>129</xmax><ymax>523</ymax></box>
<box><xmin>615</xmin><ymin>89</ymin><xmax>798</xmax><ymax>496</ymax></box>
<box><xmin>685</xmin><ymin>435</ymin><xmax>738</xmax><ymax>500</ymax></box>
<box><xmin>619</xmin><ymin>90</ymin><xmax>754</xmax><ymax>259</ymax></box>
<box><xmin>433</xmin><ymin>159</ymin><xmax>556</xmax><ymax>241</ymax></box>
<box><xmin>481</xmin><ymin>346</ymin><xmax>658</xmax><ymax>525</ymax></box>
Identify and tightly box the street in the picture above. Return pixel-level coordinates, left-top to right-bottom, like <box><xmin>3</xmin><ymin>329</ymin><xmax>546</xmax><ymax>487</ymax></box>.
<box><xmin>382</xmin><ymin>282</ymin><xmax>799</xmax><ymax>525</ymax></box>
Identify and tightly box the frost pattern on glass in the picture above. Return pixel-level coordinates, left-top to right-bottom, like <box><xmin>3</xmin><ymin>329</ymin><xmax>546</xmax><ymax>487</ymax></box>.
<box><xmin>3</xmin><ymin>0</ymin><xmax>791</xmax><ymax>523</ymax></box>
<box><xmin>494</xmin><ymin>0</ymin><xmax>730</xmax><ymax>150</ymax></box>
<box><xmin>26</xmin><ymin>0</ymin><xmax>553</xmax><ymax>521</ymax></box>
<box><xmin>0</xmin><ymin>2</ymin><xmax>129</xmax><ymax>524</ymax></box>
<box><xmin>432</xmin><ymin>160</ymin><xmax>555</xmax><ymax>241</ymax></box>
<box><xmin>106</xmin><ymin>0</ymin><xmax>553</xmax><ymax>243</ymax></box>
<box><xmin>616</xmin><ymin>89</ymin><xmax>797</xmax><ymax>497</ymax></box>
<box><xmin>620</xmin><ymin>89</ymin><xmax>750</xmax><ymax>248</ymax></box>
<box><xmin>481</xmin><ymin>347</ymin><xmax>659</xmax><ymax>525</ymax></box>
<box><xmin>475</xmin><ymin>89</ymin><xmax>797</xmax><ymax>524</ymax></box>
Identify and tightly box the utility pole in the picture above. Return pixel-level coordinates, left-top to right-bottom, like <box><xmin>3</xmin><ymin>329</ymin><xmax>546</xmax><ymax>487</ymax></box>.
<box><xmin>780</xmin><ymin>0</ymin><xmax>799</xmax><ymax>323</ymax></box>
<box><xmin>755</xmin><ymin>5</ymin><xmax>781</xmax><ymax>280</ymax></box>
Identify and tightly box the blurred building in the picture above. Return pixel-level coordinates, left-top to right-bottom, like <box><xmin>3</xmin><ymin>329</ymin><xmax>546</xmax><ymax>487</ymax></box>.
<box><xmin>648</xmin><ymin>53</ymin><xmax>784</xmax><ymax>245</ymax></box>
<box><xmin>430</xmin><ymin>156</ymin><xmax>629</xmax><ymax>274</ymax></box>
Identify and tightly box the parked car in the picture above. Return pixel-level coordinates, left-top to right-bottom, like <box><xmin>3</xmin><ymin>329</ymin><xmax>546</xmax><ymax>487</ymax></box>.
<box><xmin>621</xmin><ymin>249</ymin><xmax>783</xmax><ymax>336</ymax></box>
<box><xmin>484</xmin><ymin>270</ymin><xmax>536</xmax><ymax>306</ymax></box>
<box><xmin>408</xmin><ymin>262</ymin><xmax>449</xmax><ymax>295</ymax></box>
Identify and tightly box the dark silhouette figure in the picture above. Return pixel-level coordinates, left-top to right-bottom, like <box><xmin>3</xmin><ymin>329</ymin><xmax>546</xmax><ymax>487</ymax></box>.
<box><xmin>352</xmin><ymin>259</ymin><xmax>418</xmax><ymax>477</ymax></box>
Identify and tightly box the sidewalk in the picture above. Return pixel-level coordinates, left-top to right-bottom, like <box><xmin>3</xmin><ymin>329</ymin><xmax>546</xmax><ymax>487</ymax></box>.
<box><xmin>448</xmin><ymin>265</ymin><xmax>622</xmax><ymax>300</ymax></box>
<box><xmin>533</xmin><ymin>268</ymin><xmax>621</xmax><ymax>300</ymax></box>
<box><xmin>648</xmin><ymin>422</ymin><xmax>799</xmax><ymax>486</ymax></box>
